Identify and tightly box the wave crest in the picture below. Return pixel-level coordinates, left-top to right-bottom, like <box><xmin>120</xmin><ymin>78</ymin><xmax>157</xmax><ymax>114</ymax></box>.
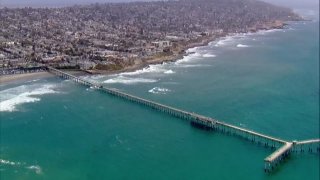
<box><xmin>202</xmin><ymin>53</ymin><xmax>216</xmax><ymax>58</ymax></box>
<box><xmin>27</xmin><ymin>165</ymin><xmax>42</xmax><ymax>174</ymax></box>
<box><xmin>148</xmin><ymin>87</ymin><xmax>171</xmax><ymax>94</ymax></box>
<box><xmin>236</xmin><ymin>44</ymin><xmax>249</xmax><ymax>48</ymax></box>
<box><xmin>103</xmin><ymin>76</ymin><xmax>157</xmax><ymax>84</ymax></box>
<box><xmin>164</xmin><ymin>70</ymin><xmax>175</xmax><ymax>74</ymax></box>
<box><xmin>0</xmin><ymin>159</ymin><xmax>23</xmax><ymax>166</ymax></box>
<box><xmin>1</xmin><ymin>159</ymin><xmax>42</xmax><ymax>175</ymax></box>
<box><xmin>0</xmin><ymin>84</ymin><xmax>58</xmax><ymax>112</ymax></box>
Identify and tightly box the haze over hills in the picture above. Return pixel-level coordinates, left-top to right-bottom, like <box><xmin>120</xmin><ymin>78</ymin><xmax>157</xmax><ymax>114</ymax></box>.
<box><xmin>1</xmin><ymin>0</ymin><xmax>319</xmax><ymax>10</ymax></box>
<box><xmin>1</xmin><ymin>0</ymin><xmax>151</xmax><ymax>8</ymax></box>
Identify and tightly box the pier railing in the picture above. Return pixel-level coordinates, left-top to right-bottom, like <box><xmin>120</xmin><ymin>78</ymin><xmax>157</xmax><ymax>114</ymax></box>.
<box><xmin>47</xmin><ymin>67</ymin><xmax>320</xmax><ymax>173</ymax></box>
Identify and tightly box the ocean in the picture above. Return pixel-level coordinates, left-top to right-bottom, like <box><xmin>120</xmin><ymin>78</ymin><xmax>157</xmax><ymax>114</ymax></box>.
<box><xmin>0</xmin><ymin>10</ymin><xmax>319</xmax><ymax>180</ymax></box>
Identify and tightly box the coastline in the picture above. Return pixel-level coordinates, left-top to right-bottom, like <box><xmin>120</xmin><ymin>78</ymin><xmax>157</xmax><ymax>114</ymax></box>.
<box><xmin>0</xmin><ymin>20</ymin><xmax>296</xmax><ymax>84</ymax></box>
<box><xmin>0</xmin><ymin>70</ymin><xmax>87</xmax><ymax>85</ymax></box>
<box><xmin>0</xmin><ymin>72</ymin><xmax>53</xmax><ymax>85</ymax></box>
<box><xmin>86</xmin><ymin>20</ymin><xmax>291</xmax><ymax>75</ymax></box>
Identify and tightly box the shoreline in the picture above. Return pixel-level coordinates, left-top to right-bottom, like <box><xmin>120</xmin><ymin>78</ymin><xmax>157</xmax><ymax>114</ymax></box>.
<box><xmin>0</xmin><ymin>21</ymin><xmax>297</xmax><ymax>85</ymax></box>
<box><xmin>87</xmin><ymin>20</ymin><xmax>292</xmax><ymax>75</ymax></box>
<box><xmin>0</xmin><ymin>72</ymin><xmax>53</xmax><ymax>85</ymax></box>
<box><xmin>0</xmin><ymin>70</ymin><xmax>88</xmax><ymax>85</ymax></box>
<box><xmin>86</xmin><ymin>22</ymin><xmax>291</xmax><ymax>75</ymax></box>
<box><xmin>87</xmin><ymin>33</ymin><xmax>221</xmax><ymax>75</ymax></box>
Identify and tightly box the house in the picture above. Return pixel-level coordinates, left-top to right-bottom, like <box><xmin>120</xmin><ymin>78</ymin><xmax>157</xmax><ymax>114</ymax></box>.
<box><xmin>151</xmin><ymin>41</ymin><xmax>172</xmax><ymax>48</ymax></box>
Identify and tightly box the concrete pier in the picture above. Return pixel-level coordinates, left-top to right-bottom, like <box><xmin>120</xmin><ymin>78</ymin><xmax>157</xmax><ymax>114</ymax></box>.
<box><xmin>264</xmin><ymin>142</ymin><xmax>293</xmax><ymax>172</ymax></box>
<box><xmin>292</xmin><ymin>139</ymin><xmax>320</xmax><ymax>153</ymax></box>
<box><xmin>47</xmin><ymin>67</ymin><xmax>319</xmax><ymax>173</ymax></box>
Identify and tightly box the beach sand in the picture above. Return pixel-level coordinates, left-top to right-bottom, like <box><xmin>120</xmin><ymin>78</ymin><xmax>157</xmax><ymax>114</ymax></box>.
<box><xmin>0</xmin><ymin>72</ymin><xmax>53</xmax><ymax>84</ymax></box>
<box><xmin>0</xmin><ymin>70</ymin><xmax>92</xmax><ymax>85</ymax></box>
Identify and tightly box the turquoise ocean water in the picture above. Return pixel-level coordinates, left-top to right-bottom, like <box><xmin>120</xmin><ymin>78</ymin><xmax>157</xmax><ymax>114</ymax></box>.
<box><xmin>1</xmin><ymin>11</ymin><xmax>319</xmax><ymax>180</ymax></box>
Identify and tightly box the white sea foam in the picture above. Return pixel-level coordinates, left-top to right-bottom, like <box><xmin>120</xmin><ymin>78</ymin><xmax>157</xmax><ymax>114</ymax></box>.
<box><xmin>148</xmin><ymin>87</ymin><xmax>171</xmax><ymax>94</ymax></box>
<box><xmin>0</xmin><ymin>84</ymin><xmax>58</xmax><ymax>112</ymax></box>
<box><xmin>256</xmin><ymin>29</ymin><xmax>281</xmax><ymax>35</ymax></box>
<box><xmin>236</xmin><ymin>44</ymin><xmax>249</xmax><ymax>48</ymax></box>
<box><xmin>103</xmin><ymin>76</ymin><xmax>157</xmax><ymax>84</ymax></box>
<box><xmin>193</xmin><ymin>52</ymin><xmax>202</xmax><ymax>57</ymax></box>
<box><xmin>214</xmin><ymin>29</ymin><xmax>281</xmax><ymax>48</ymax></box>
<box><xmin>215</xmin><ymin>40</ymin><xmax>225</xmax><ymax>47</ymax></box>
<box><xmin>215</xmin><ymin>39</ymin><xmax>227</xmax><ymax>46</ymax></box>
<box><xmin>179</xmin><ymin>64</ymin><xmax>211</xmax><ymax>68</ymax></box>
<box><xmin>27</xmin><ymin>79</ymin><xmax>40</xmax><ymax>83</ymax></box>
<box><xmin>1</xmin><ymin>159</ymin><xmax>42</xmax><ymax>175</ymax></box>
<box><xmin>164</xmin><ymin>70</ymin><xmax>175</xmax><ymax>74</ymax></box>
<box><xmin>175</xmin><ymin>52</ymin><xmax>203</xmax><ymax>65</ymax></box>
<box><xmin>208</xmin><ymin>41</ymin><xmax>215</xmax><ymax>46</ymax></box>
<box><xmin>175</xmin><ymin>55</ymin><xmax>192</xmax><ymax>64</ymax></box>
<box><xmin>85</xmin><ymin>75</ymin><xmax>105</xmax><ymax>80</ymax></box>
<box><xmin>186</xmin><ymin>47</ymin><xmax>198</xmax><ymax>53</ymax></box>
<box><xmin>0</xmin><ymin>159</ymin><xmax>22</xmax><ymax>166</ymax></box>
<box><xmin>202</xmin><ymin>53</ymin><xmax>216</xmax><ymax>58</ymax></box>
<box><xmin>120</xmin><ymin>64</ymin><xmax>168</xmax><ymax>76</ymax></box>
<box><xmin>26</xmin><ymin>165</ymin><xmax>42</xmax><ymax>174</ymax></box>
<box><xmin>214</xmin><ymin>35</ymin><xmax>240</xmax><ymax>47</ymax></box>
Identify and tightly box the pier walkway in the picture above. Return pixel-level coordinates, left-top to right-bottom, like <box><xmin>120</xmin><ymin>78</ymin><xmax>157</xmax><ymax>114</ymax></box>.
<box><xmin>47</xmin><ymin>67</ymin><xmax>320</xmax><ymax>173</ymax></box>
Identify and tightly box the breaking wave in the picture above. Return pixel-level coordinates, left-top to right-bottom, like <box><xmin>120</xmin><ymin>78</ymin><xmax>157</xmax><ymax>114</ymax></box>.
<box><xmin>214</xmin><ymin>35</ymin><xmax>244</xmax><ymax>47</ymax></box>
<box><xmin>103</xmin><ymin>76</ymin><xmax>157</xmax><ymax>84</ymax></box>
<box><xmin>186</xmin><ymin>47</ymin><xmax>198</xmax><ymax>53</ymax></box>
<box><xmin>148</xmin><ymin>87</ymin><xmax>171</xmax><ymax>94</ymax></box>
<box><xmin>120</xmin><ymin>64</ymin><xmax>166</xmax><ymax>76</ymax></box>
<box><xmin>119</xmin><ymin>63</ymin><xmax>176</xmax><ymax>76</ymax></box>
<box><xmin>26</xmin><ymin>165</ymin><xmax>42</xmax><ymax>174</ymax></box>
<box><xmin>0</xmin><ymin>84</ymin><xmax>58</xmax><ymax>112</ymax></box>
<box><xmin>0</xmin><ymin>159</ymin><xmax>24</xmax><ymax>166</ymax></box>
<box><xmin>236</xmin><ymin>44</ymin><xmax>249</xmax><ymax>48</ymax></box>
<box><xmin>255</xmin><ymin>29</ymin><xmax>282</xmax><ymax>35</ymax></box>
<box><xmin>84</xmin><ymin>75</ymin><xmax>105</xmax><ymax>80</ymax></box>
<box><xmin>164</xmin><ymin>70</ymin><xmax>175</xmax><ymax>74</ymax></box>
<box><xmin>175</xmin><ymin>52</ymin><xmax>202</xmax><ymax>65</ymax></box>
<box><xmin>213</xmin><ymin>28</ymin><xmax>282</xmax><ymax>48</ymax></box>
<box><xmin>178</xmin><ymin>64</ymin><xmax>212</xmax><ymax>68</ymax></box>
<box><xmin>202</xmin><ymin>53</ymin><xmax>216</xmax><ymax>58</ymax></box>
<box><xmin>0</xmin><ymin>159</ymin><xmax>42</xmax><ymax>175</ymax></box>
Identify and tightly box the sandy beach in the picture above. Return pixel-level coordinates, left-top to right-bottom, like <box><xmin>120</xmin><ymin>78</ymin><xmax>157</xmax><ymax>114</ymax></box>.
<box><xmin>0</xmin><ymin>70</ymin><xmax>94</xmax><ymax>85</ymax></box>
<box><xmin>0</xmin><ymin>72</ymin><xmax>53</xmax><ymax>85</ymax></box>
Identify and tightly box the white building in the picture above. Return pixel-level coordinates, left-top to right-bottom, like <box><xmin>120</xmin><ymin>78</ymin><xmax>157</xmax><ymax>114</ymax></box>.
<box><xmin>151</xmin><ymin>41</ymin><xmax>172</xmax><ymax>48</ymax></box>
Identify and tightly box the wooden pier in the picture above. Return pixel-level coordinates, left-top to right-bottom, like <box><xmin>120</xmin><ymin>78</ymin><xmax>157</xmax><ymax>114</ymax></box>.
<box><xmin>47</xmin><ymin>67</ymin><xmax>320</xmax><ymax>173</ymax></box>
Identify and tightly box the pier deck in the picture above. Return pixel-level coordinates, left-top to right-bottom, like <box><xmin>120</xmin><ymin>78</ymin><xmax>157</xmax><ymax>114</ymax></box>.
<box><xmin>264</xmin><ymin>142</ymin><xmax>293</xmax><ymax>172</ymax></box>
<box><xmin>47</xmin><ymin>67</ymin><xmax>320</xmax><ymax>172</ymax></box>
